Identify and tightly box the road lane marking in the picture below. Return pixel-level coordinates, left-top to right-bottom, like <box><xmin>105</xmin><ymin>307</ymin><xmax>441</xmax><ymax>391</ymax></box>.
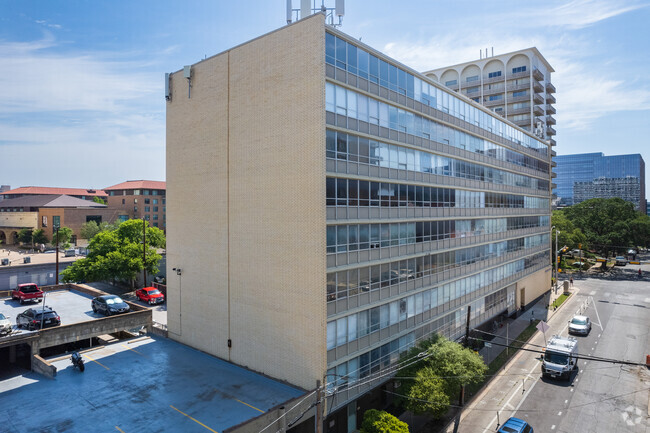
<box><xmin>558</xmin><ymin>411</ymin><xmax>562</xmax><ymax>416</ymax></box>
<box><xmin>551</xmin><ymin>425</ymin><xmax>556</xmax><ymax>430</ymax></box>
<box><xmin>121</xmin><ymin>344</ymin><xmax>143</xmax><ymax>356</ymax></box>
<box><xmin>564</xmin><ymin>400</ymin><xmax>568</xmax><ymax>404</ymax></box>
<box><xmin>589</xmin><ymin>291</ymin><xmax>596</xmax><ymax>295</ymax></box>
<box><xmin>236</xmin><ymin>399</ymin><xmax>264</xmax><ymax>413</ymax></box>
<box><xmin>591</xmin><ymin>296</ymin><xmax>603</xmax><ymax>330</ymax></box>
<box><xmin>115</xmin><ymin>427</ymin><xmax>125</xmax><ymax>433</ymax></box>
<box><xmin>170</xmin><ymin>405</ymin><xmax>218</xmax><ymax>433</ymax></box>
<box><xmin>83</xmin><ymin>353</ymin><xmax>109</xmax><ymax>370</ymax></box>
<box><xmin>598</xmin><ymin>333</ymin><xmax>601</xmax><ymax>338</ymax></box>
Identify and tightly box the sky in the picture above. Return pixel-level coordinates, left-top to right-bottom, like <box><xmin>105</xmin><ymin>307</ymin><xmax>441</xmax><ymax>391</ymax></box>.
<box><xmin>1</xmin><ymin>0</ymin><xmax>649</xmax><ymax>190</ymax></box>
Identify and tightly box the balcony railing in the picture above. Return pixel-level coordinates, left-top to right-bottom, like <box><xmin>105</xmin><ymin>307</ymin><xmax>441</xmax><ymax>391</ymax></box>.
<box><xmin>552</xmin><ymin>171</ymin><xmax>557</xmax><ymax>178</ymax></box>
<box><xmin>482</xmin><ymin>75</ymin><xmax>506</xmax><ymax>85</ymax></box>
<box><xmin>509</xmin><ymin>95</ymin><xmax>530</xmax><ymax>104</ymax></box>
<box><xmin>482</xmin><ymin>86</ymin><xmax>505</xmax><ymax>96</ymax></box>
<box><xmin>508</xmin><ymin>106</ymin><xmax>531</xmax><ymax>115</ymax></box>
<box><xmin>508</xmin><ymin>71</ymin><xmax>529</xmax><ymax>80</ymax></box>
<box><xmin>510</xmin><ymin>117</ymin><xmax>532</xmax><ymax>127</ymax></box>
<box><xmin>546</xmin><ymin>105</ymin><xmax>556</xmax><ymax>114</ymax></box>
<box><xmin>533</xmin><ymin>81</ymin><xmax>544</xmax><ymax>93</ymax></box>
<box><xmin>546</xmin><ymin>82</ymin><xmax>556</xmax><ymax>93</ymax></box>
<box><xmin>533</xmin><ymin>68</ymin><xmax>544</xmax><ymax>81</ymax></box>
<box><xmin>551</xmin><ymin>160</ymin><xmax>557</xmax><ymax>167</ymax></box>
<box><xmin>483</xmin><ymin>98</ymin><xmax>505</xmax><ymax>106</ymax></box>
<box><xmin>546</xmin><ymin>126</ymin><xmax>557</xmax><ymax>136</ymax></box>
<box><xmin>546</xmin><ymin>115</ymin><xmax>556</xmax><ymax>125</ymax></box>
<box><xmin>549</xmin><ymin>138</ymin><xmax>557</xmax><ymax>146</ymax></box>
<box><xmin>533</xmin><ymin>105</ymin><xmax>545</xmax><ymax>116</ymax></box>
<box><xmin>546</xmin><ymin>94</ymin><xmax>556</xmax><ymax>104</ymax></box>
<box><xmin>507</xmin><ymin>82</ymin><xmax>530</xmax><ymax>92</ymax></box>
<box><xmin>446</xmin><ymin>83</ymin><xmax>459</xmax><ymax>91</ymax></box>
<box><xmin>551</xmin><ymin>150</ymin><xmax>557</xmax><ymax>157</ymax></box>
<box><xmin>533</xmin><ymin>94</ymin><xmax>544</xmax><ymax>104</ymax></box>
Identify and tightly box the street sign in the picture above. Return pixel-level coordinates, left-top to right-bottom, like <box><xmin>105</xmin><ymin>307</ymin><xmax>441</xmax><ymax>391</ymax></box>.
<box><xmin>596</xmin><ymin>258</ymin><xmax>606</xmax><ymax>262</ymax></box>
<box><xmin>536</xmin><ymin>321</ymin><xmax>550</xmax><ymax>333</ymax></box>
<box><xmin>484</xmin><ymin>342</ymin><xmax>492</xmax><ymax>348</ymax></box>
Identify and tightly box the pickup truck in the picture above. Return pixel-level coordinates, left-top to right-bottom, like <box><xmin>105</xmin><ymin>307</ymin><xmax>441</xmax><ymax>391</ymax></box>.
<box><xmin>11</xmin><ymin>283</ymin><xmax>44</xmax><ymax>304</ymax></box>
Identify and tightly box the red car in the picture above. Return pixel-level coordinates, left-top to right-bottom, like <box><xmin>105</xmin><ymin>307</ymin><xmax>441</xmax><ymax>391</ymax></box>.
<box><xmin>135</xmin><ymin>287</ymin><xmax>165</xmax><ymax>305</ymax></box>
<box><xmin>11</xmin><ymin>283</ymin><xmax>44</xmax><ymax>304</ymax></box>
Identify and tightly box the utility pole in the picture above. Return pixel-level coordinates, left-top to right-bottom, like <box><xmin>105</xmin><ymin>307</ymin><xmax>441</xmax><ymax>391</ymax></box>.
<box><xmin>315</xmin><ymin>380</ymin><xmax>323</xmax><ymax>433</ymax></box>
<box><xmin>54</xmin><ymin>226</ymin><xmax>59</xmax><ymax>285</ymax></box>
<box><xmin>453</xmin><ymin>306</ymin><xmax>471</xmax><ymax>433</ymax></box>
<box><xmin>142</xmin><ymin>218</ymin><xmax>147</xmax><ymax>287</ymax></box>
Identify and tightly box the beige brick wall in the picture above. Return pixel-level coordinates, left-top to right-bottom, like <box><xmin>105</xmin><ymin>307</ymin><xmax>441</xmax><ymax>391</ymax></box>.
<box><xmin>0</xmin><ymin>212</ymin><xmax>38</xmax><ymax>229</ymax></box>
<box><xmin>517</xmin><ymin>266</ymin><xmax>551</xmax><ymax>308</ymax></box>
<box><xmin>166</xmin><ymin>14</ymin><xmax>326</xmax><ymax>390</ymax></box>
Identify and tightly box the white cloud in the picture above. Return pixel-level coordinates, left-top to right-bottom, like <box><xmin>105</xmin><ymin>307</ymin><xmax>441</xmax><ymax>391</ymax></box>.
<box><xmin>523</xmin><ymin>0</ymin><xmax>648</xmax><ymax>30</ymax></box>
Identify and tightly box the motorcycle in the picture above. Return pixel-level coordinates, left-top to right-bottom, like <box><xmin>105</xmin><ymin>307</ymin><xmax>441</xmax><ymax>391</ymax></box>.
<box><xmin>71</xmin><ymin>351</ymin><xmax>85</xmax><ymax>372</ymax></box>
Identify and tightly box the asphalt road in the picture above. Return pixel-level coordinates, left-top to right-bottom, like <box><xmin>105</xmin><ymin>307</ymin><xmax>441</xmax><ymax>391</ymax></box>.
<box><xmin>451</xmin><ymin>266</ymin><xmax>650</xmax><ymax>433</ymax></box>
<box><xmin>516</xmin><ymin>274</ymin><xmax>650</xmax><ymax>432</ymax></box>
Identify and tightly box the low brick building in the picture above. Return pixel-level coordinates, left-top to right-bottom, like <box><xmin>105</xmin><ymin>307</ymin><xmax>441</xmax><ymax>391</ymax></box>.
<box><xmin>104</xmin><ymin>180</ymin><xmax>166</xmax><ymax>230</ymax></box>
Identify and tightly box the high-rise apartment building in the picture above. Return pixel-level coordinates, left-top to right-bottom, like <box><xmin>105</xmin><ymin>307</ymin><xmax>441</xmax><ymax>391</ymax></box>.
<box><xmin>423</xmin><ymin>48</ymin><xmax>556</xmax><ymax>145</ymax></box>
<box><xmin>166</xmin><ymin>14</ymin><xmax>552</xmax><ymax>431</ymax></box>
<box><xmin>554</xmin><ymin>152</ymin><xmax>645</xmax><ymax>211</ymax></box>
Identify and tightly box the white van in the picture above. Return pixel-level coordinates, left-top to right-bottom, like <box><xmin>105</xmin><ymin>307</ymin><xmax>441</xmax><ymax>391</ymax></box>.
<box><xmin>541</xmin><ymin>335</ymin><xmax>578</xmax><ymax>380</ymax></box>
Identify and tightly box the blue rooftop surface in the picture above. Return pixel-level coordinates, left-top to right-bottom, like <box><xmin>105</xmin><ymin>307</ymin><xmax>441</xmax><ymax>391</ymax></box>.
<box><xmin>0</xmin><ymin>336</ymin><xmax>303</xmax><ymax>432</ymax></box>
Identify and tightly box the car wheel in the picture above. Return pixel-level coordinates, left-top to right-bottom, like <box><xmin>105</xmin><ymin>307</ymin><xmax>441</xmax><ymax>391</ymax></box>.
<box><xmin>92</xmin><ymin>306</ymin><xmax>97</xmax><ymax>313</ymax></box>
<box><xmin>20</xmin><ymin>298</ymin><xmax>24</xmax><ymax>305</ymax></box>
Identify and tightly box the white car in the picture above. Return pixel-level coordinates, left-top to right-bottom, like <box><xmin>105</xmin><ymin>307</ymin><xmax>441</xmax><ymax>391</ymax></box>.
<box><xmin>568</xmin><ymin>315</ymin><xmax>591</xmax><ymax>335</ymax></box>
<box><xmin>0</xmin><ymin>313</ymin><xmax>12</xmax><ymax>335</ymax></box>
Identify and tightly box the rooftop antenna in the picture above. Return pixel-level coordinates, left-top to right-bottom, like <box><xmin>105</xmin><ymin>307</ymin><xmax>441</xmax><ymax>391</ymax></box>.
<box><xmin>491</xmin><ymin>47</ymin><xmax>494</xmax><ymax>57</ymax></box>
<box><xmin>480</xmin><ymin>50</ymin><xmax>482</xmax><ymax>60</ymax></box>
<box><xmin>285</xmin><ymin>0</ymin><xmax>344</xmax><ymax>27</ymax></box>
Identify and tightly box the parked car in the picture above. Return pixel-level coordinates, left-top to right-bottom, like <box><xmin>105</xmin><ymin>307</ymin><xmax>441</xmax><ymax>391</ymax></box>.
<box><xmin>615</xmin><ymin>256</ymin><xmax>627</xmax><ymax>266</ymax></box>
<box><xmin>568</xmin><ymin>315</ymin><xmax>591</xmax><ymax>335</ymax></box>
<box><xmin>0</xmin><ymin>313</ymin><xmax>12</xmax><ymax>335</ymax></box>
<box><xmin>135</xmin><ymin>287</ymin><xmax>165</xmax><ymax>305</ymax></box>
<box><xmin>16</xmin><ymin>307</ymin><xmax>61</xmax><ymax>330</ymax></box>
<box><xmin>498</xmin><ymin>417</ymin><xmax>533</xmax><ymax>433</ymax></box>
<box><xmin>91</xmin><ymin>295</ymin><xmax>130</xmax><ymax>316</ymax></box>
<box><xmin>11</xmin><ymin>283</ymin><xmax>44</xmax><ymax>304</ymax></box>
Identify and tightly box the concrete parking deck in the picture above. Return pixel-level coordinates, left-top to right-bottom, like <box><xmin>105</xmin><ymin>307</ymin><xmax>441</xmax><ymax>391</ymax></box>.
<box><xmin>0</xmin><ymin>336</ymin><xmax>304</xmax><ymax>433</ymax></box>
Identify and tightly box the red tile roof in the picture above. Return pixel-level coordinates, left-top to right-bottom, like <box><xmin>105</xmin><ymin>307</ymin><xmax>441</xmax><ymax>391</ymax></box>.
<box><xmin>104</xmin><ymin>180</ymin><xmax>166</xmax><ymax>190</ymax></box>
<box><xmin>2</xmin><ymin>186</ymin><xmax>108</xmax><ymax>197</ymax></box>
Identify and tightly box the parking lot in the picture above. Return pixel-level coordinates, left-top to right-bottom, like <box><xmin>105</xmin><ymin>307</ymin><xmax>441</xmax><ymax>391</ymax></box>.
<box><xmin>0</xmin><ymin>336</ymin><xmax>304</xmax><ymax>432</ymax></box>
<box><xmin>0</xmin><ymin>289</ymin><xmax>100</xmax><ymax>333</ymax></box>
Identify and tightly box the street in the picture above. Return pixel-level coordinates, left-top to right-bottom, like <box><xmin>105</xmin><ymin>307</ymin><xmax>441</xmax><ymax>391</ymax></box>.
<box><xmin>454</xmin><ymin>268</ymin><xmax>650</xmax><ymax>433</ymax></box>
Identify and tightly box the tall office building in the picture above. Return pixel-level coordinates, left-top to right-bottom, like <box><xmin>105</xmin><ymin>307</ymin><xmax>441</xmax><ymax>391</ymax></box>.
<box><xmin>423</xmin><ymin>48</ymin><xmax>556</xmax><ymax>145</ymax></box>
<box><xmin>554</xmin><ymin>152</ymin><xmax>646</xmax><ymax>211</ymax></box>
<box><xmin>166</xmin><ymin>14</ymin><xmax>552</xmax><ymax>431</ymax></box>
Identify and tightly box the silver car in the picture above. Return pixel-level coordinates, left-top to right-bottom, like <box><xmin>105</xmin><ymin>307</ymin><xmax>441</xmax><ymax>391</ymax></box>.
<box><xmin>0</xmin><ymin>313</ymin><xmax>12</xmax><ymax>335</ymax></box>
<box><xmin>568</xmin><ymin>315</ymin><xmax>591</xmax><ymax>335</ymax></box>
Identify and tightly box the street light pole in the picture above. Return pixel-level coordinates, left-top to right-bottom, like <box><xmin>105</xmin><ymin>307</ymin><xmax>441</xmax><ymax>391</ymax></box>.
<box><xmin>54</xmin><ymin>226</ymin><xmax>59</xmax><ymax>285</ymax></box>
<box><xmin>142</xmin><ymin>218</ymin><xmax>147</xmax><ymax>288</ymax></box>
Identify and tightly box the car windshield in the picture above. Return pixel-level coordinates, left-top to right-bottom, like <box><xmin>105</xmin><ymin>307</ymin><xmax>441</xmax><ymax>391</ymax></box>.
<box><xmin>148</xmin><ymin>290</ymin><xmax>161</xmax><ymax>295</ymax></box>
<box><xmin>500</xmin><ymin>427</ymin><xmax>517</xmax><ymax>433</ymax></box>
<box><xmin>106</xmin><ymin>297</ymin><xmax>124</xmax><ymax>305</ymax></box>
<box><xmin>571</xmin><ymin>318</ymin><xmax>587</xmax><ymax>325</ymax></box>
<box><xmin>21</xmin><ymin>285</ymin><xmax>39</xmax><ymax>293</ymax></box>
<box><xmin>544</xmin><ymin>350</ymin><xmax>569</xmax><ymax>365</ymax></box>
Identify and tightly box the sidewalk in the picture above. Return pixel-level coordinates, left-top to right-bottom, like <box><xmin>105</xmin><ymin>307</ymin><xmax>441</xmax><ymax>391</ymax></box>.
<box><xmin>479</xmin><ymin>280</ymin><xmax>572</xmax><ymax>366</ymax></box>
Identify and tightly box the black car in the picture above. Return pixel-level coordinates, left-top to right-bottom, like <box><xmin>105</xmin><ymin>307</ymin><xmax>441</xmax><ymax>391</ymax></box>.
<box><xmin>16</xmin><ymin>307</ymin><xmax>61</xmax><ymax>330</ymax></box>
<box><xmin>92</xmin><ymin>295</ymin><xmax>130</xmax><ymax>316</ymax></box>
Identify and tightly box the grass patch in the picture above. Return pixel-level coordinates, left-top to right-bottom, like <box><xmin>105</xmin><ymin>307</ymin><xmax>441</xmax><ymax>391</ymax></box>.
<box><xmin>466</xmin><ymin>320</ymin><xmax>540</xmax><ymax>397</ymax></box>
<box><xmin>551</xmin><ymin>293</ymin><xmax>570</xmax><ymax>309</ymax></box>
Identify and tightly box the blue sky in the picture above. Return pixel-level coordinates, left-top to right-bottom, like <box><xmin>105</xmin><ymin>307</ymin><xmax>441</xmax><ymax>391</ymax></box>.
<box><xmin>1</xmin><ymin>0</ymin><xmax>649</xmax><ymax>190</ymax></box>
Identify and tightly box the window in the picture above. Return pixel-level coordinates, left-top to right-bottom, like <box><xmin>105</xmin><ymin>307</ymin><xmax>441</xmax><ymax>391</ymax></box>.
<box><xmin>134</xmin><ymin>198</ymin><xmax>138</xmax><ymax>204</ymax></box>
<box><xmin>134</xmin><ymin>206</ymin><xmax>138</xmax><ymax>212</ymax></box>
<box><xmin>488</xmin><ymin>71</ymin><xmax>502</xmax><ymax>78</ymax></box>
<box><xmin>153</xmin><ymin>206</ymin><xmax>158</xmax><ymax>212</ymax></box>
<box><xmin>133</xmin><ymin>190</ymin><xmax>141</xmax><ymax>195</ymax></box>
<box><xmin>153</xmin><ymin>214</ymin><xmax>158</xmax><ymax>220</ymax></box>
<box><xmin>153</xmin><ymin>222</ymin><xmax>158</xmax><ymax>227</ymax></box>
<box><xmin>144</xmin><ymin>215</ymin><xmax>150</xmax><ymax>221</ymax></box>
<box><xmin>143</xmin><ymin>190</ymin><xmax>150</xmax><ymax>196</ymax></box>
<box><xmin>145</xmin><ymin>198</ymin><xmax>150</xmax><ymax>204</ymax></box>
<box><xmin>145</xmin><ymin>206</ymin><xmax>150</xmax><ymax>212</ymax></box>
<box><xmin>42</xmin><ymin>216</ymin><xmax>47</xmax><ymax>227</ymax></box>
<box><xmin>488</xmin><ymin>94</ymin><xmax>503</xmax><ymax>101</ymax></box>
<box><xmin>513</xmin><ymin>90</ymin><xmax>527</xmax><ymax>98</ymax></box>
<box><xmin>445</xmin><ymin>79</ymin><xmax>457</xmax><ymax>86</ymax></box>
<box><xmin>466</xmin><ymin>75</ymin><xmax>479</xmax><ymax>82</ymax></box>
<box><xmin>153</xmin><ymin>199</ymin><xmax>158</xmax><ymax>204</ymax></box>
<box><xmin>512</xmin><ymin>66</ymin><xmax>527</xmax><ymax>74</ymax></box>
<box><xmin>122</xmin><ymin>199</ymin><xmax>125</xmax><ymax>204</ymax></box>
<box><xmin>52</xmin><ymin>216</ymin><xmax>60</xmax><ymax>229</ymax></box>
<box><xmin>118</xmin><ymin>215</ymin><xmax>128</xmax><ymax>222</ymax></box>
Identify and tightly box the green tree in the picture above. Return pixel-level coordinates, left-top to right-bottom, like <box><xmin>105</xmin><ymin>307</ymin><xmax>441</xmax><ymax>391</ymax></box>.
<box><xmin>405</xmin><ymin>367</ymin><xmax>449</xmax><ymax>418</ymax></box>
<box><xmin>18</xmin><ymin>228</ymin><xmax>33</xmax><ymax>245</ymax></box>
<box><xmin>563</xmin><ymin>198</ymin><xmax>637</xmax><ymax>255</ymax></box>
<box><xmin>80</xmin><ymin>221</ymin><xmax>100</xmax><ymax>240</ymax></box>
<box><xmin>32</xmin><ymin>229</ymin><xmax>48</xmax><ymax>245</ymax></box>
<box><xmin>360</xmin><ymin>409</ymin><xmax>409</xmax><ymax>433</ymax></box>
<box><xmin>629</xmin><ymin>215</ymin><xmax>650</xmax><ymax>248</ymax></box>
<box><xmin>52</xmin><ymin>227</ymin><xmax>73</xmax><ymax>250</ymax></box>
<box><xmin>551</xmin><ymin>211</ymin><xmax>586</xmax><ymax>252</ymax></box>
<box><xmin>92</xmin><ymin>196</ymin><xmax>106</xmax><ymax>205</ymax></box>
<box><xmin>61</xmin><ymin>219</ymin><xmax>165</xmax><ymax>287</ymax></box>
<box><xmin>395</xmin><ymin>335</ymin><xmax>487</xmax><ymax>418</ymax></box>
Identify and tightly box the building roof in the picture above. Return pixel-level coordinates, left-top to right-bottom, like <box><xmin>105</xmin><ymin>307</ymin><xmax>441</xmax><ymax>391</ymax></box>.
<box><xmin>423</xmin><ymin>46</ymin><xmax>555</xmax><ymax>75</ymax></box>
<box><xmin>0</xmin><ymin>195</ymin><xmax>107</xmax><ymax>209</ymax></box>
<box><xmin>1</xmin><ymin>186</ymin><xmax>107</xmax><ymax>197</ymax></box>
<box><xmin>104</xmin><ymin>180</ymin><xmax>166</xmax><ymax>191</ymax></box>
